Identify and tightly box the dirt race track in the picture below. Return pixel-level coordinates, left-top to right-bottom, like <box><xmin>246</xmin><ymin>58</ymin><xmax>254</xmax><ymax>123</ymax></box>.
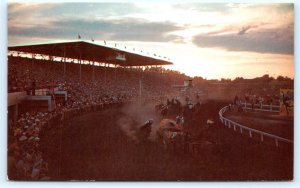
<box><xmin>40</xmin><ymin>101</ymin><xmax>293</xmax><ymax>181</ymax></box>
<box><xmin>224</xmin><ymin>110</ymin><xmax>294</xmax><ymax>140</ymax></box>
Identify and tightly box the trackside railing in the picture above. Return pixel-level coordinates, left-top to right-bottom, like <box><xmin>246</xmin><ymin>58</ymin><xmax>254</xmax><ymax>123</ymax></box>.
<box><xmin>241</xmin><ymin>102</ymin><xmax>280</xmax><ymax>112</ymax></box>
<box><xmin>219</xmin><ymin>106</ymin><xmax>293</xmax><ymax>147</ymax></box>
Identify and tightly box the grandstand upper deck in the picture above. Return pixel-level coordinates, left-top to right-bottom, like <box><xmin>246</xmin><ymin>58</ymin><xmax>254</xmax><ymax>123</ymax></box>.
<box><xmin>8</xmin><ymin>41</ymin><xmax>173</xmax><ymax>67</ymax></box>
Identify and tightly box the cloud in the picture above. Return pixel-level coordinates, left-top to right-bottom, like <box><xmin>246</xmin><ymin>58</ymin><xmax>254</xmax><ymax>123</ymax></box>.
<box><xmin>173</xmin><ymin>3</ymin><xmax>233</xmax><ymax>14</ymax></box>
<box><xmin>8</xmin><ymin>17</ymin><xmax>182</xmax><ymax>42</ymax></box>
<box><xmin>8</xmin><ymin>2</ymin><xmax>183</xmax><ymax>43</ymax></box>
<box><xmin>275</xmin><ymin>3</ymin><xmax>294</xmax><ymax>13</ymax></box>
<box><xmin>41</xmin><ymin>3</ymin><xmax>140</xmax><ymax>18</ymax></box>
<box><xmin>193</xmin><ymin>24</ymin><xmax>294</xmax><ymax>55</ymax></box>
<box><xmin>8</xmin><ymin>3</ymin><xmax>55</xmax><ymax>19</ymax></box>
<box><xmin>8</xmin><ymin>3</ymin><xmax>138</xmax><ymax>19</ymax></box>
<box><xmin>237</xmin><ymin>26</ymin><xmax>252</xmax><ymax>35</ymax></box>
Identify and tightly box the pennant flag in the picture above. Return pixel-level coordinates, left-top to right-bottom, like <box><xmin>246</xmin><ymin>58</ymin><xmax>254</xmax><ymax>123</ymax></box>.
<box><xmin>78</xmin><ymin>34</ymin><xmax>81</xmax><ymax>39</ymax></box>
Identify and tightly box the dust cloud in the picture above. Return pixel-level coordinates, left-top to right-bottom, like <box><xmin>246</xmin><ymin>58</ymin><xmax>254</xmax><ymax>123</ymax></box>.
<box><xmin>117</xmin><ymin>101</ymin><xmax>161</xmax><ymax>142</ymax></box>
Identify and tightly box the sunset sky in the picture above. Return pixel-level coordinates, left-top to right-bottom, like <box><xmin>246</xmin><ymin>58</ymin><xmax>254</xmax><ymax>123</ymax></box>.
<box><xmin>7</xmin><ymin>1</ymin><xmax>294</xmax><ymax>79</ymax></box>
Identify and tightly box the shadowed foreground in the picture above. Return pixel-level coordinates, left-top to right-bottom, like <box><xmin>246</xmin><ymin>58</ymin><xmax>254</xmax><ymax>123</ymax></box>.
<box><xmin>40</xmin><ymin>102</ymin><xmax>293</xmax><ymax>181</ymax></box>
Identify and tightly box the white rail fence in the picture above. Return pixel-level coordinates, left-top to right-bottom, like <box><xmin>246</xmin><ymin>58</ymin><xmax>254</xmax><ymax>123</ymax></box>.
<box><xmin>219</xmin><ymin>105</ymin><xmax>293</xmax><ymax>147</ymax></box>
<box><xmin>240</xmin><ymin>102</ymin><xmax>280</xmax><ymax>112</ymax></box>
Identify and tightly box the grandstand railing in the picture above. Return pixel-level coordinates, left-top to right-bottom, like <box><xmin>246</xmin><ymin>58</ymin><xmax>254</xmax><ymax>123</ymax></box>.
<box><xmin>35</xmin><ymin>87</ymin><xmax>59</xmax><ymax>96</ymax></box>
<box><xmin>218</xmin><ymin>105</ymin><xmax>293</xmax><ymax>147</ymax></box>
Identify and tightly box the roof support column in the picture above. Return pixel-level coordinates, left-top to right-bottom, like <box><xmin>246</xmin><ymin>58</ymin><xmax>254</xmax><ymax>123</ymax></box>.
<box><xmin>63</xmin><ymin>44</ymin><xmax>66</xmax><ymax>82</ymax></box>
<box><xmin>114</xmin><ymin>64</ymin><xmax>117</xmax><ymax>81</ymax></box>
<box><xmin>104</xmin><ymin>63</ymin><xmax>107</xmax><ymax>85</ymax></box>
<box><xmin>31</xmin><ymin>50</ymin><xmax>35</xmax><ymax>68</ymax></box>
<box><xmin>139</xmin><ymin>67</ymin><xmax>143</xmax><ymax>100</ymax></box>
<box><xmin>79</xmin><ymin>52</ymin><xmax>82</xmax><ymax>82</ymax></box>
<box><xmin>30</xmin><ymin>50</ymin><xmax>35</xmax><ymax>83</ymax></box>
<box><xmin>92</xmin><ymin>61</ymin><xmax>95</xmax><ymax>83</ymax></box>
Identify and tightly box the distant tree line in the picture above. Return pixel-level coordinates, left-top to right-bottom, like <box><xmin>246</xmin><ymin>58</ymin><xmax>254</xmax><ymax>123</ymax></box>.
<box><xmin>194</xmin><ymin>74</ymin><xmax>293</xmax><ymax>83</ymax></box>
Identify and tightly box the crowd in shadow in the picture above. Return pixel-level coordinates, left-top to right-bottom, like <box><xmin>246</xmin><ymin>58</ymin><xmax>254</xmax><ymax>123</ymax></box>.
<box><xmin>7</xmin><ymin>56</ymin><xmax>189</xmax><ymax>180</ymax></box>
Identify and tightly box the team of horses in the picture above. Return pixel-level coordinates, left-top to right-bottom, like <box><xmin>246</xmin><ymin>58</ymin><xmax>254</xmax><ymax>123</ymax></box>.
<box><xmin>156</xmin><ymin>118</ymin><xmax>190</xmax><ymax>152</ymax></box>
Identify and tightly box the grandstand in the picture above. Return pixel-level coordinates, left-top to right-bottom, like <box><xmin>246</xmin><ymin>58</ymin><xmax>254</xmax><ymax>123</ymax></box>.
<box><xmin>7</xmin><ymin>41</ymin><xmax>190</xmax><ymax>180</ymax></box>
<box><xmin>8</xmin><ymin>41</ymin><xmax>176</xmax><ymax>113</ymax></box>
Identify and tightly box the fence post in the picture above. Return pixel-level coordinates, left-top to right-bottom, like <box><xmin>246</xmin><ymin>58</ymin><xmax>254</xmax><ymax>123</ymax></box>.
<box><xmin>275</xmin><ymin>139</ymin><xmax>279</xmax><ymax>147</ymax></box>
<box><xmin>233</xmin><ymin>124</ymin><xmax>236</xmax><ymax>131</ymax></box>
<box><xmin>260</xmin><ymin>134</ymin><xmax>264</xmax><ymax>142</ymax></box>
<box><xmin>249</xmin><ymin>130</ymin><xmax>252</xmax><ymax>138</ymax></box>
<box><xmin>240</xmin><ymin>127</ymin><xmax>243</xmax><ymax>134</ymax></box>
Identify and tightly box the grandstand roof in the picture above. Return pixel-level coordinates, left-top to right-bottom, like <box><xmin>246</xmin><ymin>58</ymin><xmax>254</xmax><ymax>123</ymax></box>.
<box><xmin>8</xmin><ymin>41</ymin><xmax>173</xmax><ymax>66</ymax></box>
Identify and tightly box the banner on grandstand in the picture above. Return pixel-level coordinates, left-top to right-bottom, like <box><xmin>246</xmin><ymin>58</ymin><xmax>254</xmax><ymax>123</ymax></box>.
<box><xmin>116</xmin><ymin>53</ymin><xmax>126</xmax><ymax>61</ymax></box>
<box><xmin>279</xmin><ymin>89</ymin><xmax>294</xmax><ymax>116</ymax></box>
<box><xmin>105</xmin><ymin>53</ymin><xmax>126</xmax><ymax>62</ymax></box>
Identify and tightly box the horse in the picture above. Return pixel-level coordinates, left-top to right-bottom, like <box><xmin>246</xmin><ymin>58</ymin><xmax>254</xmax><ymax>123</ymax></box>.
<box><xmin>156</xmin><ymin>119</ymin><xmax>188</xmax><ymax>152</ymax></box>
<box><xmin>154</xmin><ymin>103</ymin><xmax>169</xmax><ymax>117</ymax></box>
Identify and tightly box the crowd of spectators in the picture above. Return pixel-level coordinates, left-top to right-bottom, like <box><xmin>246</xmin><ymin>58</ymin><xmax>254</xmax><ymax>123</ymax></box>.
<box><xmin>8</xmin><ymin>111</ymin><xmax>55</xmax><ymax>180</ymax></box>
<box><xmin>233</xmin><ymin>90</ymin><xmax>281</xmax><ymax>108</ymax></box>
<box><xmin>227</xmin><ymin>89</ymin><xmax>283</xmax><ymax>113</ymax></box>
<box><xmin>7</xmin><ymin>55</ymin><xmax>189</xmax><ymax>180</ymax></box>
